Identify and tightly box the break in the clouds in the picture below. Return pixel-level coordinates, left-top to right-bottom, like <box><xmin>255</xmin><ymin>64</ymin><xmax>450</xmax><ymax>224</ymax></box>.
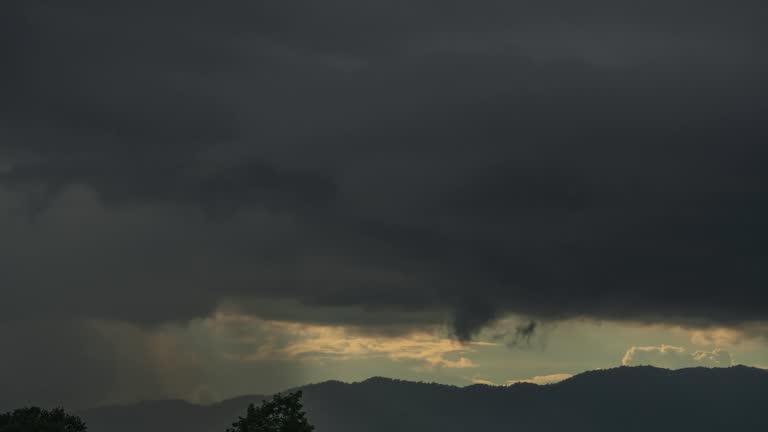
<box><xmin>2</xmin><ymin>0</ymin><xmax>768</xmax><ymax>406</ymax></box>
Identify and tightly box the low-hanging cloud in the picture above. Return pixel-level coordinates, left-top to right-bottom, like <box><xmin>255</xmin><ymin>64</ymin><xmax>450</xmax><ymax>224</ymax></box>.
<box><xmin>0</xmin><ymin>319</ymin><xmax>203</xmax><ymax>410</ymax></box>
<box><xmin>507</xmin><ymin>373</ymin><xmax>573</xmax><ymax>385</ymax></box>
<box><xmin>621</xmin><ymin>345</ymin><xmax>733</xmax><ymax>369</ymax></box>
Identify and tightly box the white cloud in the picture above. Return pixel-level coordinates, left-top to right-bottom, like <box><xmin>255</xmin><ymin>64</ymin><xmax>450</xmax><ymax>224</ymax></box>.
<box><xmin>469</xmin><ymin>377</ymin><xmax>496</xmax><ymax>385</ymax></box>
<box><xmin>507</xmin><ymin>373</ymin><xmax>573</xmax><ymax>385</ymax></box>
<box><xmin>466</xmin><ymin>373</ymin><xmax>572</xmax><ymax>386</ymax></box>
<box><xmin>622</xmin><ymin>345</ymin><xmax>732</xmax><ymax>369</ymax></box>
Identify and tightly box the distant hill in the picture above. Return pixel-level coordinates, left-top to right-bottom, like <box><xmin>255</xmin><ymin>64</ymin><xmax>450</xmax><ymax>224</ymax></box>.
<box><xmin>79</xmin><ymin>366</ymin><xmax>768</xmax><ymax>432</ymax></box>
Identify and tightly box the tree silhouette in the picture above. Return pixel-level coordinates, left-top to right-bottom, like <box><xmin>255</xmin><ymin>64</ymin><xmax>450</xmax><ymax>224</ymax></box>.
<box><xmin>226</xmin><ymin>391</ymin><xmax>314</xmax><ymax>432</ymax></box>
<box><xmin>0</xmin><ymin>407</ymin><xmax>87</xmax><ymax>432</ymax></box>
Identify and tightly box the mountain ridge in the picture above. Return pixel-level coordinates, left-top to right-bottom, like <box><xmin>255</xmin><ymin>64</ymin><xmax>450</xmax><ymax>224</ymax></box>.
<box><xmin>79</xmin><ymin>365</ymin><xmax>768</xmax><ymax>432</ymax></box>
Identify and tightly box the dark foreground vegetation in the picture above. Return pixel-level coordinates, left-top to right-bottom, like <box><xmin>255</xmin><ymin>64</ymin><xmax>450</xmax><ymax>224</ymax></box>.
<box><xmin>0</xmin><ymin>407</ymin><xmax>87</xmax><ymax>432</ymax></box>
<box><xmin>1</xmin><ymin>392</ymin><xmax>312</xmax><ymax>432</ymax></box>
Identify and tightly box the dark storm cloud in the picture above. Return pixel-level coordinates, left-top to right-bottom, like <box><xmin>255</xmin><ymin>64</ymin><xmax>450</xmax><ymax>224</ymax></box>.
<box><xmin>0</xmin><ymin>318</ymin><xmax>307</xmax><ymax>410</ymax></box>
<box><xmin>2</xmin><ymin>0</ymin><xmax>768</xmax><ymax>343</ymax></box>
<box><xmin>0</xmin><ymin>319</ymin><xmax>192</xmax><ymax>410</ymax></box>
<box><xmin>0</xmin><ymin>157</ymin><xmax>335</xmax><ymax>212</ymax></box>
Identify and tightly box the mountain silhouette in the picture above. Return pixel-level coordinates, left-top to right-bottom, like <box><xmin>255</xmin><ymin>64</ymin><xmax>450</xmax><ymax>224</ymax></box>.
<box><xmin>79</xmin><ymin>366</ymin><xmax>768</xmax><ymax>432</ymax></box>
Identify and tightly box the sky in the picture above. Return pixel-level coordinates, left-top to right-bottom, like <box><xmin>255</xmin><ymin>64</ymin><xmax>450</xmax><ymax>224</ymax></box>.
<box><xmin>2</xmin><ymin>0</ymin><xmax>768</xmax><ymax>410</ymax></box>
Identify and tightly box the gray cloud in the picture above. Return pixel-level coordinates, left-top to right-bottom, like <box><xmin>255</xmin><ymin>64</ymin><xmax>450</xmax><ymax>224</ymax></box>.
<box><xmin>0</xmin><ymin>319</ymin><xmax>196</xmax><ymax>411</ymax></box>
<box><xmin>2</xmin><ymin>0</ymin><xmax>768</xmax><ymax>342</ymax></box>
<box><xmin>0</xmin><ymin>317</ymin><xmax>308</xmax><ymax>410</ymax></box>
